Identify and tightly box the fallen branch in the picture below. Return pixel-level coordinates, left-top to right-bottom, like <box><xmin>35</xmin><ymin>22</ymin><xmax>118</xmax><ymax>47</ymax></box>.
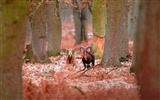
<box><xmin>106</xmin><ymin>67</ymin><xmax>119</xmax><ymax>74</ymax></box>
<box><xmin>71</xmin><ymin>86</ymin><xmax>86</xmax><ymax>97</ymax></box>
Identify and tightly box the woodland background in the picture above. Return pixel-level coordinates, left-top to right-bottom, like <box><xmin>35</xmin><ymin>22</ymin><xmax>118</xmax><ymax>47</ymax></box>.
<box><xmin>1</xmin><ymin>0</ymin><xmax>160</xmax><ymax>100</ymax></box>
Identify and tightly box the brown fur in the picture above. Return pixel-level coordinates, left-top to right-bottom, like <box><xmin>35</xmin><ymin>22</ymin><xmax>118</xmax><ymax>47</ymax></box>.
<box><xmin>67</xmin><ymin>55</ymin><xmax>75</xmax><ymax>64</ymax></box>
<box><xmin>83</xmin><ymin>53</ymin><xmax>91</xmax><ymax>61</ymax></box>
<box><xmin>66</xmin><ymin>52</ymin><xmax>76</xmax><ymax>67</ymax></box>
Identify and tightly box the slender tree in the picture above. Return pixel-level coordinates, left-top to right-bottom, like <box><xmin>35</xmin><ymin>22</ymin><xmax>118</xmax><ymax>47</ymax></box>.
<box><xmin>133</xmin><ymin>1</ymin><xmax>160</xmax><ymax>99</ymax></box>
<box><xmin>81</xmin><ymin>2</ymin><xmax>89</xmax><ymax>41</ymax></box>
<box><xmin>46</xmin><ymin>0</ymin><xmax>62</xmax><ymax>56</ymax></box>
<box><xmin>59</xmin><ymin>0</ymin><xmax>73</xmax><ymax>21</ymax></box>
<box><xmin>102</xmin><ymin>0</ymin><xmax>129</xmax><ymax>66</ymax></box>
<box><xmin>23</xmin><ymin>19</ymin><xmax>35</xmax><ymax>63</ymax></box>
<box><xmin>128</xmin><ymin>0</ymin><xmax>134</xmax><ymax>40</ymax></box>
<box><xmin>130</xmin><ymin>0</ymin><xmax>140</xmax><ymax>72</ymax></box>
<box><xmin>91</xmin><ymin>0</ymin><xmax>106</xmax><ymax>59</ymax></box>
<box><xmin>72</xmin><ymin>0</ymin><xmax>89</xmax><ymax>44</ymax></box>
<box><xmin>0</xmin><ymin>0</ymin><xmax>27</xmax><ymax>99</ymax></box>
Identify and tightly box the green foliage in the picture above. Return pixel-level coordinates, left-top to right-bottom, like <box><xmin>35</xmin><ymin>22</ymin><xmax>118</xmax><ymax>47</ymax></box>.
<box><xmin>23</xmin><ymin>50</ymin><xmax>29</xmax><ymax>60</ymax></box>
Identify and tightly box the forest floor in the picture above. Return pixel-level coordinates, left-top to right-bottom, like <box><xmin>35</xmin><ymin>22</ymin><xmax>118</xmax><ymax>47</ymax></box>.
<box><xmin>23</xmin><ymin>21</ymin><xmax>140</xmax><ymax>100</ymax></box>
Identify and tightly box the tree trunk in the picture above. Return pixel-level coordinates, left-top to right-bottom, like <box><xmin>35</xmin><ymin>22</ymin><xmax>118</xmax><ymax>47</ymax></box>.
<box><xmin>29</xmin><ymin>1</ymin><xmax>50</xmax><ymax>63</ymax></box>
<box><xmin>46</xmin><ymin>0</ymin><xmax>62</xmax><ymax>56</ymax></box>
<box><xmin>72</xmin><ymin>0</ymin><xmax>89</xmax><ymax>44</ymax></box>
<box><xmin>59</xmin><ymin>1</ymin><xmax>73</xmax><ymax>21</ymax></box>
<box><xmin>92</xmin><ymin>0</ymin><xmax>106</xmax><ymax>59</ymax></box>
<box><xmin>102</xmin><ymin>0</ymin><xmax>129</xmax><ymax>66</ymax></box>
<box><xmin>72</xmin><ymin>0</ymin><xmax>82</xmax><ymax>44</ymax></box>
<box><xmin>0</xmin><ymin>0</ymin><xmax>27</xmax><ymax>99</ymax></box>
<box><xmin>92</xmin><ymin>0</ymin><xmax>106</xmax><ymax>37</ymax></box>
<box><xmin>25</xmin><ymin>19</ymin><xmax>32</xmax><ymax>45</ymax></box>
<box><xmin>130</xmin><ymin>0</ymin><xmax>140</xmax><ymax>72</ymax></box>
<box><xmin>133</xmin><ymin>1</ymin><xmax>160</xmax><ymax>99</ymax></box>
<box><xmin>23</xmin><ymin>44</ymin><xmax>35</xmax><ymax>63</ymax></box>
<box><xmin>128</xmin><ymin>0</ymin><xmax>134</xmax><ymax>40</ymax></box>
<box><xmin>81</xmin><ymin>3</ymin><xmax>89</xmax><ymax>42</ymax></box>
<box><xmin>117</xmin><ymin>0</ymin><xmax>129</xmax><ymax>58</ymax></box>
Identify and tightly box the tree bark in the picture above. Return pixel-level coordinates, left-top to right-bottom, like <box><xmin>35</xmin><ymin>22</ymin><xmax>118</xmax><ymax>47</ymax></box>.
<box><xmin>0</xmin><ymin>0</ymin><xmax>27</xmax><ymax>99</ymax></box>
<box><xmin>81</xmin><ymin>3</ymin><xmax>89</xmax><ymax>42</ymax></box>
<box><xmin>92</xmin><ymin>0</ymin><xmax>106</xmax><ymax>59</ymax></box>
<box><xmin>72</xmin><ymin>0</ymin><xmax>89</xmax><ymax>44</ymax></box>
<box><xmin>117</xmin><ymin>0</ymin><xmax>129</xmax><ymax>58</ymax></box>
<box><xmin>59</xmin><ymin>0</ymin><xmax>73</xmax><ymax>21</ymax></box>
<box><xmin>29</xmin><ymin>1</ymin><xmax>50</xmax><ymax>63</ymax></box>
<box><xmin>130</xmin><ymin>0</ymin><xmax>140</xmax><ymax>72</ymax></box>
<box><xmin>134</xmin><ymin>1</ymin><xmax>160</xmax><ymax>99</ymax></box>
<box><xmin>46</xmin><ymin>0</ymin><xmax>62</xmax><ymax>56</ymax></box>
<box><xmin>92</xmin><ymin>0</ymin><xmax>106</xmax><ymax>37</ymax></box>
<box><xmin>102</xmin><ymin>0</ymin><xmax>129</xmax><ymax>66</ymax></box>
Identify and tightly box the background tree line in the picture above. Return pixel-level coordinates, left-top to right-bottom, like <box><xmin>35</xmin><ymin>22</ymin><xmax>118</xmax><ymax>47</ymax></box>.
<box><xmin>1</xmin><ymin>0</ymin><xmax>160</xmax><ymax>100</ymax></box>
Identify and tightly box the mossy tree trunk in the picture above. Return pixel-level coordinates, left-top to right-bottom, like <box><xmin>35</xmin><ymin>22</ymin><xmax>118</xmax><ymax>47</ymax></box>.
<box><xmin>46</xmin><ymin>0</ymin><xmax>62</xmax><ymax>56</ymax></box>
<box><xmin>29</xmin><ymin>1</ymin><xmax>50</xmax><ymax>63</ymax></box>
<box><xmin>72</xmin><ymin>0</ymin><xmax>89</xmax><ymax>44</ymax></box>
<box><xmin>102</xmin><ymin>0</ymin><xmax>129</xmax><ymax>66</ymax></box>
<box><xmin>0</xmin><ymin>0</ymin><xmax>27</xmax><ymax>99</ymax></box>
<box><xmin>92</xmin><ymin>0</ymin><xmax>106</xmax><ymax>59</ymax></box>
<box><xmin>133</xmin><ymin>1</ymin><xmax>160</xmax><ymax>99</ymax></box>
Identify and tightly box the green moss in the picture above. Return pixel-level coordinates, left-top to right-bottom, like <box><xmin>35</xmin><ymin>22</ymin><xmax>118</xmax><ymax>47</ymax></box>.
<box><xmin>92</xmin><ymin>0</ymin><xmax>106</xmax><ymax>37</ymax></box>
<box><xmin>23</xmin><ymin>50</ymin><xmax>29</xmax><ymax>60</ymax></box>
<box><xmin>91</xmin><ymin>42</ymin><xmax>102</xmax><ymax>59</ymax></box>
<box><xmin>1</xmin><ymin>0</ymin><xmax>28</xmax><ymax>58</ymax></box>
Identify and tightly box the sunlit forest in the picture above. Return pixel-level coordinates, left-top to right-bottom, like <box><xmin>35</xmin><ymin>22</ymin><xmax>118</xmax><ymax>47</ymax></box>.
<box><xmin>1</xmin><ymin>0</ymin><xmax>160</xmax><ymax>100</ymax></box>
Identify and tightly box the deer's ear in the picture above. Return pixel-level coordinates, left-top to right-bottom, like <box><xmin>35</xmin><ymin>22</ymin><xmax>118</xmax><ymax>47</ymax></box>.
<box><xmin>65</xmin><ymin>48</ymin><xmax>69</xmax><ymax>51</ymax></box>
<box><xmin>86</xmin><ymin>46</ymin><xmax>91</xmax><ymax>52</ymax></box>
<box><xmin>80</xmin><ymin>46</ymin><xmax>84</xmax><ymax>53</ymax></box>
<box><xmin>72</xmin><ymin>49</ymin><xmax>76</xmax><ymax>54</ymax></box>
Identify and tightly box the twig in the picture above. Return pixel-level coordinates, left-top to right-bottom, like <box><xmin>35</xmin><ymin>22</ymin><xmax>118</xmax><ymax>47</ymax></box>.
<box><xmin>106</xmin><ymin>67</ymin><xmax>119</xmax><ymax>74</ymax></box>
<box><xmin>29</xmin><ymin>3</ymin><xmax>42</xmax><ymax>17</ymax></box>
<box><xmin>76</xmin><ymin>63</ymin><xmax>100</xmax><ymax>76</ymax></box>
<box><xmin>71</xmin><ymin>86</ymin><xmax>86</xmax><ymax>97</ymax></box>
